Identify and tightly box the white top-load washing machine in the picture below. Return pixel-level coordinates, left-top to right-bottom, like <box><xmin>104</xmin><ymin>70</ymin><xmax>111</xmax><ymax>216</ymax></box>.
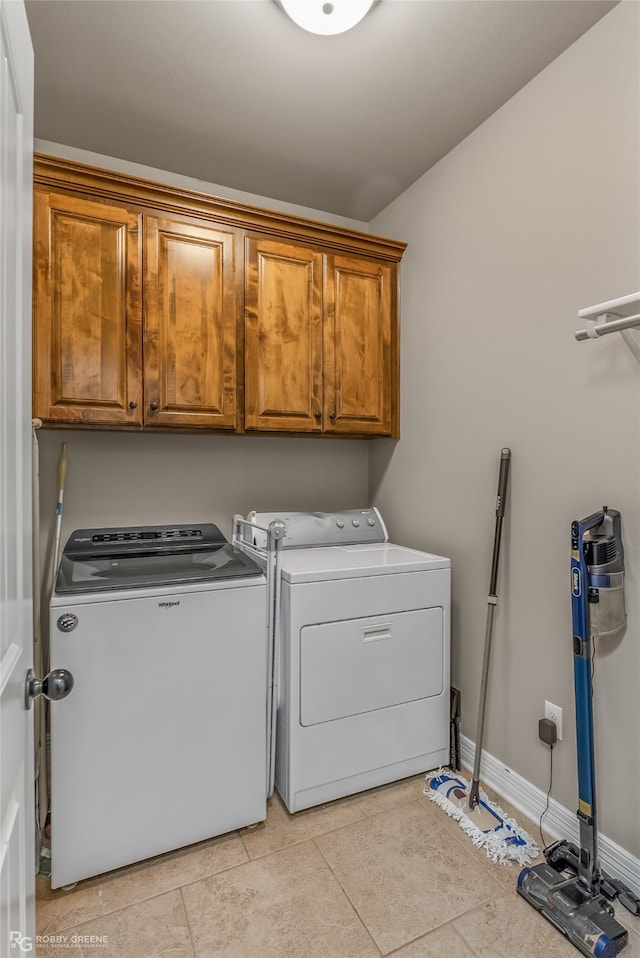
<box><xmin>49</xmin><ymin>523</ymin><xmax>268</xmax><ymax>888</ymax></box>
<box><xmin>242</xmin><ymin>508</ymin><xmax>451</xmax><ymax>813</ymax></box>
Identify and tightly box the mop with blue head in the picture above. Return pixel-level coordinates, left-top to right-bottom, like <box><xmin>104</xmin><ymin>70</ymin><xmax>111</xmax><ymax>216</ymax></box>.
<box><xmin>426</xmin><ymin>769</ymin><xmax>538</xmax><ymax>866</ymax></box>
<box><xmin>426</xmin><ymin>449</ymin><xmax>537</xmax><ymax>867</ymax></box>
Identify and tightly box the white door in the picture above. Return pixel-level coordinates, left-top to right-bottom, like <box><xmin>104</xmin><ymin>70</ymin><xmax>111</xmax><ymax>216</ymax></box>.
<box><xmin>0</xmin><ymin>0</ymin><xmax>34</xmax><ymax>954</ymax></box>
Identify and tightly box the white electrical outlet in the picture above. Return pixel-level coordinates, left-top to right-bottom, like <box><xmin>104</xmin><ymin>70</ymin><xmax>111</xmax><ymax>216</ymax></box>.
<box><xmin>544</xmin><ymin>700</ymin><xmax>563</xmax><ymax>741</ymax></box>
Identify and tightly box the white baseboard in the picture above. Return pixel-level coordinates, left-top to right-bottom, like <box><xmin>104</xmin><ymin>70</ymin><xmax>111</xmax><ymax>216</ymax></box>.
<box><xmin>460</xmin><ymin>734</ymin><xmax>640</xmax><ymax>898</ymax></box>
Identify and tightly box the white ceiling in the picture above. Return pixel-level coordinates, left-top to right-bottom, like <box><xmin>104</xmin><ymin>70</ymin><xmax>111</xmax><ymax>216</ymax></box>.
<box><xmin>25</xmin><ymin>0</ymin><xmax>618</xmax><ymax>220</ymax></box>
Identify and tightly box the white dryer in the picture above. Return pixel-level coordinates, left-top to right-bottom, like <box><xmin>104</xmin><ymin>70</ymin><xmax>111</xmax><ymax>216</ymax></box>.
<box><xmin>246</xmin><ymin>509</ymin><xmax>450</xmax><ymax>813</ymax></box>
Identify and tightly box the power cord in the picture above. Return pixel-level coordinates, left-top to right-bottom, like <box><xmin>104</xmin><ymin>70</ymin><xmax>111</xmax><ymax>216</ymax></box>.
<box><xmin>539</xmin><ymin>741</ymin><xmax>554</xmax><ymax>851</ymax></box>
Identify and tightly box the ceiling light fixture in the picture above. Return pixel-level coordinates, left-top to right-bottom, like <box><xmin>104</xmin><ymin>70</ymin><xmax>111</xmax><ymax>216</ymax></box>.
<box><xmin>278</xmin><ymin>0</ymin><xmax>376</xmax><ymax>36</ymax></box>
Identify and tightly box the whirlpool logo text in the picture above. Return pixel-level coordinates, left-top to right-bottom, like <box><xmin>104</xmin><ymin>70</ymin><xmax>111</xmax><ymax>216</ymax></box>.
<box><xmin>158</xmin><ymin>600</ymin><xmax>180</xmax><ymax>609</ymax></box>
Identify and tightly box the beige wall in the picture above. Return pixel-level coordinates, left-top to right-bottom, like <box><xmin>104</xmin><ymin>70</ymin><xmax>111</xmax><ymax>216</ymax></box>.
<box><xmin>37</xmin><ymin>430</ymin><xmax>369</xmax><ymax>577</ymax></box>
<box><xmin>34</xmin><ymin>139</ymin><xmax>368</xmax><ymax>233</ymax></box>
<box><xmin>370</xmin><ymin>1</ymin><xmax>640</xmax><ymax>856</ymax></box>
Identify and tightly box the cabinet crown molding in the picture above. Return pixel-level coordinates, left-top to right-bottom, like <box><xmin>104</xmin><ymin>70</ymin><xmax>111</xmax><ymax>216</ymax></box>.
<box><xmin>34</xmin><ymin>154</ymin><xmax>407</xmax><ymax>263</ymax></box>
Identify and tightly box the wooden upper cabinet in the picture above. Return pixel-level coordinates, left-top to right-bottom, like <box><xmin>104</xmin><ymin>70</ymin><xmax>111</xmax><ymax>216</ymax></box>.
<box><xmin>245</xmin><ymin>240</ymin><xmax>398</xmax><ymax>437</ymax></box>
<box><xmin>324</xmin><ymin>253</ymin><xmax>396</xmax><ymax>436</ymax></box>
<box><xmin>245</xmin><ymin>237</ymin><xmax>323</xmax><ymax>432</ymax></box>
<box><xmin>144</xmin><ymin>216</ymin><xmax>240</xmax><ymax>429</ymax></box>
<box><xmin>33</xmin><ymin>191</ymin><xmax>142</xmax><ymax>425</ymax></box>
<box><xmin>33</xmin><ymin>155</ymin><xmax>405</xmax><ymax>436</ymax></box>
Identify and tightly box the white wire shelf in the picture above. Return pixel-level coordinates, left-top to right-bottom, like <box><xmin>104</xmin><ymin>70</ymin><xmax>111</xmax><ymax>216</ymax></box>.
<box><xmin>576</xmin><ymin>292</ymin><xmax>640</xmax><ymax>364</ymax></box>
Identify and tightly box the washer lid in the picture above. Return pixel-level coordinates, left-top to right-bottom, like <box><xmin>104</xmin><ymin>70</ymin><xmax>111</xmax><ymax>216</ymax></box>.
<box><xmin>55</xmin><ymin>524</ymin><xmax>262</xmax><ymax>594</ymax></box>
<box><xmin>278</xmin><ymin>542</ymin><xmax>450</xmax><ymax>584</ymax></box>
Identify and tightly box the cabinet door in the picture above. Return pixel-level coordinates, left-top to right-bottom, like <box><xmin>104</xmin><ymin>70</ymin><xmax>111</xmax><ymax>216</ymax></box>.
<box><xmin>144</xmin><ymin>217</ymin><xmax>240</xmax><ymax>429</ymax></box>
<box><xmin>324</xmin><ymin>253</ymin><xmax>397</xmax><ymax>437</ymax></box>
<box><xmin>245</xmin><ymin>237</ymin><xmax>323</xmax><ymax>432</ymax></box>
<box><xmin>33</xmin><ymin>191</ymin><xmax>142</xmax><ymax>424</ymax></box>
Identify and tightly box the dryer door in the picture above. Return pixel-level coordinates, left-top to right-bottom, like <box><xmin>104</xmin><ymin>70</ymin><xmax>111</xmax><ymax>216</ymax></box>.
<box><xmin>300</xmin><ymin>607</ymin><xmax>444</xmax><ymax>726</ymax></box>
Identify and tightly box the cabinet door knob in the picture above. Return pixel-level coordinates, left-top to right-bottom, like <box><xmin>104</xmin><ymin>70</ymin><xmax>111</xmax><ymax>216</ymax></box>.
<box><xmin>329</xmin><ymin>412</ymin><xmax>336</xmax><ymax>420</ymax></box>
<box><xmin>129</xmin><ymin>400</ymin><xmax>137</xmax><ymax>410</ymax></box>
<box><xmin>150</xmin><ymin>401</ymin><xmax>158</xmax><ymax>411</ymax></box>
<box><xmin>314</xmin><ymin>411</ymin><xmax>321</xmax><ymax>420</ymax></box>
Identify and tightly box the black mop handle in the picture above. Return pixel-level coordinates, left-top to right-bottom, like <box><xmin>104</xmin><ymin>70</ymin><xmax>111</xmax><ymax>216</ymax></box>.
<box><xmin>469</xmin><ymin>448</ymin><xmax>511</xmax><ymax>809</ymax></box>
<box><xmin>489</xmin><ymin>449</ymin><xmax>511</xmax><ymax>595</ymax></box>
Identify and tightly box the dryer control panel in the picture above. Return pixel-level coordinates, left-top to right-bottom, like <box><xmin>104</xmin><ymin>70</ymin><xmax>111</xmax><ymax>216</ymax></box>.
<box><xmin>249</xmin><ymin>508</ymin><xmax>388</xmax><ymax>549</ymax></box>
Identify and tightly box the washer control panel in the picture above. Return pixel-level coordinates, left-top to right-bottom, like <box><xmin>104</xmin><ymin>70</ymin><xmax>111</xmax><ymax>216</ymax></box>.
<box><xmin>248</xmin><ymin>508</ymin><xmax>388</xmax><ymax>548</ymax></box>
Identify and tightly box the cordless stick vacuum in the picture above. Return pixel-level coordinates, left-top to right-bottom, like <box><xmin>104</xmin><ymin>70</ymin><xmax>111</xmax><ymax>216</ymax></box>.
<box><xmin>518</xmin><ymin>507</ymin><xmax>640</xmax><ymax>958</ymax></box>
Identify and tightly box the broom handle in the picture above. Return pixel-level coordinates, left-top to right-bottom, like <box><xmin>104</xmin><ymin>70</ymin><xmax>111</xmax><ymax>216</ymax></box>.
<box><xmin>469</xmin><ymin>448</ymin><xmax>511</xmax><ymax>809</ymax></box>
<box><xmin>51</xmin><ymin>443</ymin><xmax>68</xmax><ymax>584</ymax></box>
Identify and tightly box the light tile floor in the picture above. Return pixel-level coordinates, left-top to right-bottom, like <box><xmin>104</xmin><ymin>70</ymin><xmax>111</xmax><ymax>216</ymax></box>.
<box><xmin>36</xmin><ymin>775</ymin><xmax>640</xmax><ymax>958</ymax></box>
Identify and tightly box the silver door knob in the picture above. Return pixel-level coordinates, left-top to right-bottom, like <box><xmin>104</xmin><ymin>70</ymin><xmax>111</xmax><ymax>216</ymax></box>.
<box><xmin>25</xmin><ymin>668</ymin><xmax>74</xmax><ymax>709</ymax></box>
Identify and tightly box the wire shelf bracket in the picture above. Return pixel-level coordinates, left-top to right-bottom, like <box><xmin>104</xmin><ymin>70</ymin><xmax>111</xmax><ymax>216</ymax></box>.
<box><xmin>575</xmin><ymin>292</ymin><xmax>640</xmax><ymax>364</ymax></box>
